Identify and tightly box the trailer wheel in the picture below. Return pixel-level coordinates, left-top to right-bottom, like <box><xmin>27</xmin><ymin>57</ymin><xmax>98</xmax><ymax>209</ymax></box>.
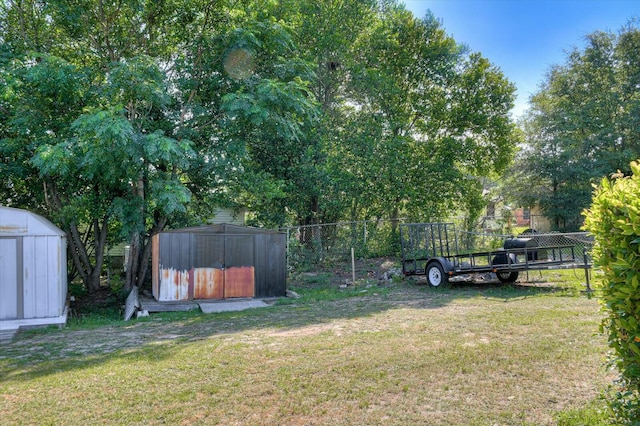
<box><xmin>426</xmin><ymin>262</ymin><xmax>448</xmax><ymax>287</ymax></box>
<box><xmin>492</xmin><ymin>253</ymin><xmax>519</xmax><ymax>284</ymax></box>
<box><xmin>496</xmin><ymin>271</ymin><xmax>519</xmax><ymax>284</ymax></box>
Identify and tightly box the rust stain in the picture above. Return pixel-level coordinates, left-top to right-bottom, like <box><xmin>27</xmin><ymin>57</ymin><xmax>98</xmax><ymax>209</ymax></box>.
<box><xmin>0</xmin><ymin>225</ymin><xmax>27</xmax><ymax>233</ymax></box>
<box><xmin>158</xmin><ymin>267</ymin><xmax>189</xmax><ymax>301</ymax></box>
<box><xmin>224</xmin><ymin>266</ymin><xmax>255</xmax><ymax>298</ymax></box>
<box><xmin>193</xmin><ymin>268</ymin><xmax>224</xmax><ymax>299</ymax></box>
<box><xmin>188</xmin><ymin>268</ymin><xmax>195</xmax><ymax>300</ymax></box>
<box><xmin>173</xmin><ymin>268</ymin><xmax>180</xmax><ymax>300</ymax></box>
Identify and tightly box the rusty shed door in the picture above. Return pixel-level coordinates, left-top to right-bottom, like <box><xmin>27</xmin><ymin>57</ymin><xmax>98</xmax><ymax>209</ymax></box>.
<box><xmin>193</xmin><ymin>235</ymin><xmax>224</xmax><ymax>299</ymax></box>
<box><xmin>189</xmin><ymin>234</ymin><xmax>255</xmax><ymax>300</ymax></box>
<box><xmin>223</xmin><ymin>235</ymin><xmax>255</xmax><ymax>298</ymax></box>
<box><xmin>0</xmin><ymin>238</ymin><xmax>20</xmax><ymax>320</ymax></box>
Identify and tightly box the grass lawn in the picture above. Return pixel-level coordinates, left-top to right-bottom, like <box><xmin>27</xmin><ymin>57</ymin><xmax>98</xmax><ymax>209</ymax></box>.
<box><xmin>0</xmin><ymin>266</ymin><xmax>612</xmax><ymax>425</ymax></box>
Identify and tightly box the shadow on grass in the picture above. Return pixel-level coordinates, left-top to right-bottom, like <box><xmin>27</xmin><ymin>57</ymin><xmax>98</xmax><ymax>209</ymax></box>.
<box><xmin>0</xmin><ymin>273</ymin><xmax>589</xmax><ymax>382</ymax></box>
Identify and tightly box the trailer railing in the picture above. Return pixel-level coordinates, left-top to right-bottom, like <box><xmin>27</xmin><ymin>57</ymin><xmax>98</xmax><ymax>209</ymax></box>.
<box><xmin>400</xmin><ymin>223</ymin><xmax>593</xmax><ymax>286</ymax></box>
<box><xmin>280</xmin><ymin>220</ymin><xmax>594</xmax><ymax>281</ymax></box>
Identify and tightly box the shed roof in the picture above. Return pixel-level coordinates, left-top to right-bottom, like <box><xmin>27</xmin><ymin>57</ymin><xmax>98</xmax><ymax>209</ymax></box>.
<box><xmin>161</xmin><ymin>223</ymin><xmax>282</xmax><ymax>235</ymax></box>
<box><xmin>0</xmin><ymin>206</ymin><xmax>65</xmax><ymax>237</ymax></box>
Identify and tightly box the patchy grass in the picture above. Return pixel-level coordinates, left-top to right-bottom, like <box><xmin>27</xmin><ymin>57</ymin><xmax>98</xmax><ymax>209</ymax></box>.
<box><xmin>553</xmin><ymin>399</ymin><xmax>611</xmax><ymax>426</ymax></box>
<box><xmin>0</xmin><ymin>265</ymin><xmax>611</xmax><ymax>425</ymax></box>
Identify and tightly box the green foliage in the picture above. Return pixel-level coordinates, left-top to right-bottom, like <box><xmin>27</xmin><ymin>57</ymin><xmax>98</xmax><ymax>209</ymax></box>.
<box><xmin>583</xmin><ymin>160</ymin><xmax>640</xmax><ymax>424</ymax></box>
<box><xmin>512</xmin><ymin>23</ymin><xmax>640</xmax><ymax>231</ymax></box>
<box><xmin>321</xmin><ymin>5</ymin><xmax>518</xmax><ymax>224</ymax></box>
<box><xmin>1</xmin><ymin>0</ymin><xmax>520</xmax><ymax>295</ymax></box>
<box><xmin>0</xmin><ymin>0</ymin><xmax>320</xmax><ymax>292</ymax></box>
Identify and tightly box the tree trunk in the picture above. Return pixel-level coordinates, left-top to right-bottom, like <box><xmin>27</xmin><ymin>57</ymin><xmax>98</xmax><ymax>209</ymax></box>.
<box><xmin>44</xmin><ymin>179</ymin><xmax>108</xmax><ymax>293</ymax></box>
<box><xmin>124</xmin><ymin>216</ymin><xmax>167</xmax><ymax>293</ymax></box>
<box><xmin>125</xmin><ymin>177</ymin><xmax>145</xmax><ymax>293</ymax></box>
<box><xmin>124</xmin><ymin>232</ymin><xmax>140</xmax><ymax>293</ymax></box>
<box><xmin>83</xmin><ymin>218</ymin><xmax>108</xmax><ymax>292</ymax></box>
<box><xmin>391</xmin><ymin>203</ymin><xmax>400</xmax><ymax>235</ymax></box>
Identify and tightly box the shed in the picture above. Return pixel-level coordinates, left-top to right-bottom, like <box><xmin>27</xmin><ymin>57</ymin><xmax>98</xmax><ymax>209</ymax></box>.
<box><xmin>0</xmin><ymin>206</ymin><xmax>68</xmax><ymax>335</ymax></box>
<box><xmin>152</xmin><ymin>224</ymin><xmax>286</xmax><ymax>302</ymax></box>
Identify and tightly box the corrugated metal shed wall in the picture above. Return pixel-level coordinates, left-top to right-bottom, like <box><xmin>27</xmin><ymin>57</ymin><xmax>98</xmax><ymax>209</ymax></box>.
<box><xmin>153</xmin><ymin>232</ymin><xmax>191</xmax><ymax>302</ymax></box>
<box><xmin>254</xmin><ymin>233</ymin><xmax>286</xmax><ymax>298</ymax></box>
<box><xmin>193</xmin><ymin>234</ymin><xmax>225</xmax><ymax>299</ymax></box>
<box><xmin>0</xmin><ymin>207</ymin><xmax>67</xmax><ymax>321</ymax></box>
<box><xmin>152</xmin><ymin>224</ymin><xmax>286</xmax><ymax>302</ymax></box>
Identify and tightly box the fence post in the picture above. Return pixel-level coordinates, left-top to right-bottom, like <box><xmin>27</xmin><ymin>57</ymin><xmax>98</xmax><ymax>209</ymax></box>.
<box><xmin>364</xmin><ymin>221</ymin><xmax>367</xmax><ymax>247</ymax></box>
<box><xmin>583</xmin><ymin>246</ymin><xmax>592</xmax><ymax>293</ymax></box>
<box><xmin>351</xmin><ymin>247</ymin><xmax>356</xmax><ymax>285</ymax></box>
<box><xmin>286</xmin><ymin>227</ymin><xmax>290</xmax><ymax>271</ymax></box>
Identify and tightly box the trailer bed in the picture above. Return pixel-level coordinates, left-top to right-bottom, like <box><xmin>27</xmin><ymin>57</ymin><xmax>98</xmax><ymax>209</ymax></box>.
<box><xmin>402</xmin><ymin>245</ymin><xmax>588</xmax><ymax>276</ymax></box>
<box><xmin>399</xmin><ymin>222</ymin><xmax>592</xmax><ymax>287</ymax></box>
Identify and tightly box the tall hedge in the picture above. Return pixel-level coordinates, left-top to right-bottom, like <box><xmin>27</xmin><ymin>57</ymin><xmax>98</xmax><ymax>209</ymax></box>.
<box><xmin>583</xmin><ymin>161</ymin><xmax>640</xmax><ymax>423</ymax></box>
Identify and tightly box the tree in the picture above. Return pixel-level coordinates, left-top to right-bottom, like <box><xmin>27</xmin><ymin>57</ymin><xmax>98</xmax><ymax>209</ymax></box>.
<box><xmin>1</xmin><ymin>0</ymin><xmax>520</xmax><ymax>296</ymax></box>
<box><xmin>233</xmin><ymin>0</ymin><xmax>518</xmax><ymax>231</ymax></box>
<box><xmin>511</xmin><ymin>23</ymin><xmax>640</xmax><ymax>231</ymax></box>
<box><xmin>256</xmin><ymin>0</ymin><xmax>379</xmax><ymax>227</ymax></box>
<box><xmin>0</xmin><ymin>0</ymin><xmax>318</xmax><ymax>293</ymax></box>
<box><xmin>1</xmin><ymin>52</ymin><xmax>195</xmax><ymax>292</ymax></box>
<box><xmin>328</xmin><ymin>6</ymin><xmax>517</xmax><ymax>226</ymax></box>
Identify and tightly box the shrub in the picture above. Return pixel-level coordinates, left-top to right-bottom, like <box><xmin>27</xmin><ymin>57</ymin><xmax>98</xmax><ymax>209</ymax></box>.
<box><xmin>583</xmin><ymin>161</ymin><xmax>640</xmax><ymax>424</ymax></box>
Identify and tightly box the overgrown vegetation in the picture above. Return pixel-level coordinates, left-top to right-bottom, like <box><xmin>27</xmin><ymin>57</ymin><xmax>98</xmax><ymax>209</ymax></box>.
<box><xmin>584</xmin><ymin>160</ymin><xmax>640</xmax><ymax>424</ymax></box>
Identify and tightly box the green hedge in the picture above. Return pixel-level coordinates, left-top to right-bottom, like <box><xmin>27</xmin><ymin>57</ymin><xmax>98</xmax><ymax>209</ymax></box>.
<box><xmin>583</xmin><ymin>161</ymin><xmax>640</xmax><ymax>424</ymax></box>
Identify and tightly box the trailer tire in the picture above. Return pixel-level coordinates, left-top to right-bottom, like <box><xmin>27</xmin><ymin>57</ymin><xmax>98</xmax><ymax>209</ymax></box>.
<box><xmin>496</xmin><ymin>271</ymin><xmax>519</xmax><ymax>284</ymax></box>
<box><xmin>492</xmin><ymin>253</ymin><xmax>519</xmax><ymax>284</ymax></box>
<box><xmin>426</xmin><ymin>262</ymin><xmax>448</xmax><ymax>288</ymax></box>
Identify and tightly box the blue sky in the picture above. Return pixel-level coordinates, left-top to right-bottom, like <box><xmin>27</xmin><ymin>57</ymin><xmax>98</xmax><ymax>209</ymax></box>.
<box><xmin>403</xmin><ymin>0</ymin><xmax>640</xmax><ymax>117</ymax></box>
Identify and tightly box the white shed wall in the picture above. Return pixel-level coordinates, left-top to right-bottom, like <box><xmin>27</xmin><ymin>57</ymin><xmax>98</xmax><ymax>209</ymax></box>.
<box><xmin>22</xmin><ymin>235</ymin><xmax>66</xmax><ymax>318</ymax></box>
<box><xmin>0</xmin><ymin>239</ymin><xmax>18</xmax><ymax>320</ymax></box>
<box><xmin>0</xmin><ymin>207</ymin><xmax>67</xmax><ymax>322</ymax></box>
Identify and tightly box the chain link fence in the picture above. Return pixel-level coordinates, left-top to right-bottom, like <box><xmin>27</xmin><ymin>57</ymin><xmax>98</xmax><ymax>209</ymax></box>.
<box><xmin>445</xmin><ymin>226</ymin><xmax>593</xmax><ymax>262</ymax></box>
<box><xmin>281</xmin><ymin>220</ymin><xmax>402</xmax><ymax>271</ymax></box>
<box><xmin>517</xmin><ymin>231</ymin><xmax>593</xmax><ymax>262</ymax></box>
<box><xmin>281</xmin><ymin>219</ymin><xmax>593</xmax><ymax>274</ymax></box>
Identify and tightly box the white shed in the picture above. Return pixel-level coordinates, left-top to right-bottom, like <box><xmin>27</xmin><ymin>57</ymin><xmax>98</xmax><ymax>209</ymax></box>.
<box><xmin>0</xmin><ymin>206</ymin><xmax>68</xmax><ymax>340</ymax></box>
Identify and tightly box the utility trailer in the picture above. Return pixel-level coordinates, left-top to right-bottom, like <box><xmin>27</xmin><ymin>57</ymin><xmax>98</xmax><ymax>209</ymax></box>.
<box><xmin>399</xmin><ymin>222</ymin><xmax>591</xmax><ymax>287</ymax></box>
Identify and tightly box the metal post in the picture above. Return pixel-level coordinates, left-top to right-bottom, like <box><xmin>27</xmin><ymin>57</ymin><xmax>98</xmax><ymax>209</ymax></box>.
<box><xmin>351</xmin><ymin>247</ymin><xmax>356</xmax><ymax>285</ymax></box>
<box><xmin>583</xmin><ymin>247</ymin><xmax>592</xmax><ymax>293</ymax></box>
<box><xmin>286</xmin><ymin>228</ymin><xmax>290</xmax><ymax>271</ymax></box>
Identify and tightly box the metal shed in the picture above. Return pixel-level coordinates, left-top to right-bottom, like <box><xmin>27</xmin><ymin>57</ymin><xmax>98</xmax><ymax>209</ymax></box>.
<box><xmin>152</xmin><ymin>224</ymin><xmax>286</xmax><ymax>302</ymax></box>
<box><xmin>0</xmin><ymin>206</ymin><xmax>68</xmax><ymax>334</ymax></box>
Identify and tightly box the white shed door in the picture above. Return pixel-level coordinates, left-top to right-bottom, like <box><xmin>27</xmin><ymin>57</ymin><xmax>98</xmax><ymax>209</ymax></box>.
<box><xmin>0</xmin><ymin>238</ymin><xmax>18</xmax><ymax>320</ymax></box>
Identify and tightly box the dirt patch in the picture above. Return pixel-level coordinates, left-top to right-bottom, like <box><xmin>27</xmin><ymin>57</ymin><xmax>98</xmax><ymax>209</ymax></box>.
<box><xmin>289</xmin><ymin>256</ymin><xmax>403</xmax><ymax>287</ymax></box>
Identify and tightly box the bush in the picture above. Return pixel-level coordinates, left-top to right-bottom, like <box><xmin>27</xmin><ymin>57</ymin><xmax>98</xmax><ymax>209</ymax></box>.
<box><xmin>583</xmin><ymin>160</ymin><xmax>640</xmax><ymax>424</ymax></box>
